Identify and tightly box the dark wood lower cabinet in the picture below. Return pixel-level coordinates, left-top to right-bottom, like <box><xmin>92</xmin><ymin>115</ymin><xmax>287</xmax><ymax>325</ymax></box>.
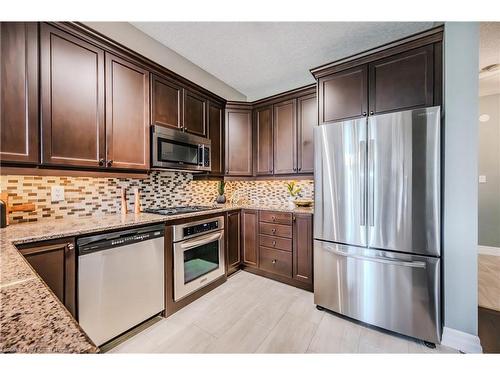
<box><xmin>241</xmin><ymin>209</ymin><xmax>258</xmax><ymax>267</ymax></box>
<box><xmin>293</xmin><ymin>213</ymin><xmax>313</xmax><ymax>285</ymax></box>
<box><xmin>226</xmin><ymin>210</ymin><xmax>241</xmax><ymax>275</ymax></box>
<box><xmin>236</xmin><ymin>209</ymin><xmax>313</xmax><ymax>291</ymax></box>
<box><xmin>18</xmin><ymin>238</ymin><xmax>76</xmax><ymax>317</ymax></box>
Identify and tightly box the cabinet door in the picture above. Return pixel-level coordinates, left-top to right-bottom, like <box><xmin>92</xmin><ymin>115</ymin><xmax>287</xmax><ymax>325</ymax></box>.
<box><xmin>105</xmin><ymin>53</ymin><xmax>150</xmax><ymax>170</ymax></box>
<box><xmin>19</xmin><ymin>238</ymin><xmax>76</xmax><ymax>317</ymax></box>
<box><xmin>242</xmin><ymin>209</ymin><xmax>258</xmax><ymax>267</ymax></box>
<box><xmin>184</xmin><ymin>89</ymin><xmax>207</xmax><ymax>137</ymax></box>
<box><xmin>226</xmin><ymin>210</ymin><xmax>241</xmax><ymax>275</ymax></box>
<box><xmin>40</xmin><ymin>23</ymin><xmax>105</xmax><ymax>168</ymax></box>
<box><xmin>293</xmin><ymin>214</ymin><xmax>313</xmax><ymax>285</ymax></box>
<box><xmin>318</xmin><ymin>65</ymin><xmax>367</xmax><ymax>123</ymax></box>
<box><xmin>369</xmin><ymin>44</ymin><xmax>434</xmax><ymax>114</ymax></box>
<box><xmin>0</xmin><ymin>22</ymin><xmax>39</xmax><ymax>165</ymax></box>
<box><xmin>273</xmin><ymin>99</ymin><xmax>297</xmax><ymax>174</ymax></box>
<box><xmin>208</xmin><ymin>102</ymin><xmax>224</xmax><ymax>175</ymax></box>
<box><xmin>225</xmin><ymin>108</ymin><xmax>253</xmax><ymax>176</ymax></box>
<box><xmin>151</xmin><ymin>74</ymin><xmax>183</xmax><ymax>130</ymax></box>
<box><xmin>254</xmin><ymin>106</ymin><xmax>273</xmax><ymax>175</ymax></box>
<box><xmin>297</xmin><ymin>93</ymin><xmax>316</xmax><ymax>174</ymax></box>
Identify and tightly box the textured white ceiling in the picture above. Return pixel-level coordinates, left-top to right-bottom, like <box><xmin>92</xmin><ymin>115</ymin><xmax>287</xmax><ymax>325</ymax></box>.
<box><xmin>132</xmin><ymin>22</ymin><xmax>436</xmax><ymax>101</ymax></box>
<box><xmin>479</xmin><ymin>22</ymin><xmax>500</xmax><ymax>97</ymax></box>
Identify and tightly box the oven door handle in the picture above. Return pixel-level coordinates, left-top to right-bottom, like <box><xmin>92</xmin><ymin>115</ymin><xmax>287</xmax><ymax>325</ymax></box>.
<box><xmin>180</xmin><ymin>231</ymin><xmax>223</xmax><ymax>250</ymax></box>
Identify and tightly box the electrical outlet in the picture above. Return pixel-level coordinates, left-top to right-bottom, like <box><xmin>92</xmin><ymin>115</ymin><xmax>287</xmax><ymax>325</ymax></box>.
<box><xmin>51</xmin><ymin>186</ymin><xmax>65</xmax><ymax>202</ymax></box>
<box><xmin>479</xmin><ymin>175</ymin><xmax>487</xmax><ymax>184</ymax></box>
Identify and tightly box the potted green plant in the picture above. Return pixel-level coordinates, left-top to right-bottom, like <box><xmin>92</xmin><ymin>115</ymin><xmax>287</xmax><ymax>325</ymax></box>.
<box><xmin>285</xmin><ymin>181</ymin><xmax>301</xmax><ymax>206</ymax></box>
<box><xmin>216</xmin><ymin>180</ymin><xmax>226</xmax><ymax>204</ymax></box>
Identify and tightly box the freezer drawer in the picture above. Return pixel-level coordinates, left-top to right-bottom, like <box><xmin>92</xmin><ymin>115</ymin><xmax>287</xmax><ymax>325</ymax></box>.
<box><xmin>314</xmin><ymin>240</ymin><xmax>441</xmax><ymax>343</ymax></box>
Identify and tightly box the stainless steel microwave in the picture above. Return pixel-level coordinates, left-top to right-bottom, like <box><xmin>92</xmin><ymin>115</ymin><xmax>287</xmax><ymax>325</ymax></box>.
<box><xmin>151</xmin><ymin>125</ymin><xmax>211</xmax><ymax>172</ymax></box>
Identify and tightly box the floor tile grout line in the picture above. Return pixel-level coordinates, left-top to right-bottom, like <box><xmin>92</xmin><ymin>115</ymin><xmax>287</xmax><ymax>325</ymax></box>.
<box><xmin>252</xmin><ymin>303</ymin><xmax>291</xmax><ymax>353</ymax></box>
<box><xmin>304</xmin><ymin>314</ymin><xmax>323</xmax><ymax>353</ymax></box>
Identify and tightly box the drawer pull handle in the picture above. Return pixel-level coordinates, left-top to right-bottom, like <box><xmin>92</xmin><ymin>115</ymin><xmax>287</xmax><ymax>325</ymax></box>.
<box><xmin>272</xmin><ymin>240</ymin><xmax>276</xmax><ymax>246</ymax></box>
<box><xmin>272</xmin><ymin>216</ymin><xmax>276</xmax><ymax>221</ymax></box>
<box><xmin>271</xmin><ymin>228</ymin><xmax>276</xmax><ymax>233</ymax></box>
<box><xmin>272</xmin><ymin>259</ymin><xmax>277</xmax><ymax>264</ymax></box>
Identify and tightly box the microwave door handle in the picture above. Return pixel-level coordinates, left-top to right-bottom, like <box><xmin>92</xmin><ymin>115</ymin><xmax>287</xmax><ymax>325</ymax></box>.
<box><xmin>199</xmin><ymin>144</ymin><xmax>204</xmax><ymax>167</ymax></box>
<box><xmin>180</xmin><ymin>232</ymin><xmax>222</xmax><ymax>250</ymax></box>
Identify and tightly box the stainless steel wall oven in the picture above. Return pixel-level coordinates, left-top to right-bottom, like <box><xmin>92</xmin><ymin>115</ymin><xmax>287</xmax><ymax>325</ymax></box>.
<box><xmin>172</xmin><ymin>216</ymin><xmax>225</xmax><ymax>301</ymax></box>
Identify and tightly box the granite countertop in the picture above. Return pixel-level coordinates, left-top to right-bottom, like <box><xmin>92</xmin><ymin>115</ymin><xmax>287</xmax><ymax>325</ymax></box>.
<box><xmin>0</xmin><ymin>203</ymin><xmax>313</xmax><ymax>353</ymax></box>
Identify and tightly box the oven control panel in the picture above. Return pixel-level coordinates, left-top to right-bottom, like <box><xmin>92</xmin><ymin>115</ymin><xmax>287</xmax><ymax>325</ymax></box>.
<box><xmin>183</xmin><ymin>220</ymin><xmax>219</xmax><ymax>237</ymax></box>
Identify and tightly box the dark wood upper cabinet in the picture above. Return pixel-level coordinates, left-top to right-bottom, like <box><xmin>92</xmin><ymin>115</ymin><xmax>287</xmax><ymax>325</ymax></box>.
<box><xmin>40</xmin><ymin>23</ymin><xmax>105</xmax><ymax>168</ymax></box>
<box><xmin>225</xmin><ymin>105</ymin><xmax>253</xmax><ymax>176</ymax></box>
<box><xmin>293</xmin><ymin>214</ymin><xmax>313</xmax><ymax>285</ymax></box>
<box><xmin>208</xmin><ymin>102</ymin><xmax>224</xmax><ymax>175</ymax></box>
<box><xmin>254</xmin><ymin>106</ymin><xmax>273</xmax><ymax>175</ymax></box>
<box><xmin>368</xmin><ymin>44</ymin><xmax>434</xmax><ymax>114</ymax></box>
<box><xmin>0</xmin><ymin>22</ymin><xmax>39</xmax><ymax>165</ymax></box>
<box><xmin>242</xmin><ymin>209</ymin><xmax>258</xmax><ymax>267</ymax></box>
<box><xmin>184</xmin><ymin>90</ymin><xmax>207</xmax><ymax>137</ymax></box>
<box><xmin>273</xmin><ymin>99</ymin><xmax>297</xmax><ymax>174</ymax></box>
<box><xmin>226</xmin><ymin>210</ymin><xmax>241</xmax><ymax>275</ymax></box>
<box><xmin>297</xmin><ymin>93</ymin><xmax>316</xmax><ymax>174</ymax></box>
<box><xmin>105</xmin><ymin>53</ymin><xmax>150</xmax><ymax>170</ymax></box>
<box><xmin>18</xmin><ymin>238</ymin><xmax>76</xmax><ymax>318</ymax></box>
<box><xmin>318</xmin><ymin>65</ymin><xmax>367</xmax><ymax>123</ymax></box>
<box><xmin>151</xmin><ymin>74</ymin><xmax>183</xmax><ymax>130</ymax></box>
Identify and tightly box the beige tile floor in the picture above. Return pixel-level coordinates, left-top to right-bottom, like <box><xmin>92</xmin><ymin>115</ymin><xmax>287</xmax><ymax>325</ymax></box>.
<box><xmin>478</xmin><ymin>254</ymin><xmax>500</xmax><ymax>311</ymax></box>
<box><xmin>110</xmin><ymin>271</ymin><xmax>457</xmax><ymax>354</ymax></box>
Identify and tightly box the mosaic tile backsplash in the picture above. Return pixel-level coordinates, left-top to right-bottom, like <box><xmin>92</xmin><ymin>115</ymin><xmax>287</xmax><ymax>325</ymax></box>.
<box><xmin>0</xmin><ymin>171</ymin><xmax>313</xmax><ymax>224</ymax></box>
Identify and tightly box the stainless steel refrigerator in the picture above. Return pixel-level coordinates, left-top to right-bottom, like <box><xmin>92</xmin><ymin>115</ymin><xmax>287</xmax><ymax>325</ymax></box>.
<box><xmin>313</xmin><ymin>106</ymin><xmax>441</xmax><ymax>344</ymax></box>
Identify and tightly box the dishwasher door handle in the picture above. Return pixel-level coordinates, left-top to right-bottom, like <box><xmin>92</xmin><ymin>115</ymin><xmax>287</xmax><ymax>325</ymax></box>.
<box><xmin>180</xmin><ymin>231</ymin><xmax>223</xmax><ymax>250</ymax></box>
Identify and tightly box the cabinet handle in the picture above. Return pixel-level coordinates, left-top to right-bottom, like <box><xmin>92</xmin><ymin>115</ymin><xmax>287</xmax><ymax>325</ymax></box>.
<box><xmin>271</xmin><ymin>228</ymin><xmax>276</xmax><ymax>233</ymax></box>
<box><xmin>107</xmin><ymin>160</ymin><xmax>113</xmax><ymax>167</ymax></box>
<box><xmin>272</xmin><ymin>240</ymin><xmax>276</xmax><ymax>246</ymax></box>
<box><xmin>65</xmin><ymin>243</ymin><xmax>75</xmax><ymax>254</ymax></box>
<box><xmin>98</xmin><ymin>158</ymin><xmax>105</xmax><ymax>166</ymax></box>
<box><xmin>272</xmin><ymin>259</ymin><xmax>277</xmax><ymax>264</ymax></box>
<box><xmin>271</xmin><ymin>216</ymin><xmax>276</xmax><ymax>221</ymax></box>
<box><xmin>362</xmin><ymin>112</ymin><xmax>367</xmax><ymax>117</ymax></box>
<box><xmin>369</xmin><ymin>111</ymin><xmax>374</xmax><ymax>115</ymax></box>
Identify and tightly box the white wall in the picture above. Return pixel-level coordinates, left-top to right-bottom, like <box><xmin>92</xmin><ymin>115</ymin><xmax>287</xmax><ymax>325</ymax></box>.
<box><xmin>443</xmin><ymin>22</ymin><xmax>479</xmax><ymax>338</ymax></box>
<box><xmin>82</xmin><ymin>22</ymin><xmax>246</xmax><ymax>101</ymax></box>
<box><xmin>478</xmin><ymin>93</ymin><xmax>500</xmax><ymax>248</ymax></box>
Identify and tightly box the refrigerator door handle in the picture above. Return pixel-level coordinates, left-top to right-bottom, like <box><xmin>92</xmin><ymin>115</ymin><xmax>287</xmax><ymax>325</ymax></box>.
<box><xmin>368</xmin><ymin>138</ymin><xmax>375</xmax><ymax>227</ymax></box>
<box><xmin>323</xmin><ymin>245</ymin><xmax>426</xmax><ymax>269</ymax></box>
<box><xmin>359</xmin><ymin>140</ymin><xmax>367</xmax><ymax>226</ymax></box>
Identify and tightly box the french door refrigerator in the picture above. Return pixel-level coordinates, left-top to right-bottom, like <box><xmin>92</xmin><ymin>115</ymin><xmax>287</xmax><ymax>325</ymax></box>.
<box><xmin>313</xmin><ymin>106</ymin><xmax>441</xmax><ymax>344</ymax></box>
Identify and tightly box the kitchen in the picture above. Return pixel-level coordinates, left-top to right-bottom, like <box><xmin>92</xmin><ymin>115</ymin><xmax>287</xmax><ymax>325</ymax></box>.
<box><xmin>0</xmin><ymin>3</ymin><xmax>495</xmax><ymax>370</ymax></box>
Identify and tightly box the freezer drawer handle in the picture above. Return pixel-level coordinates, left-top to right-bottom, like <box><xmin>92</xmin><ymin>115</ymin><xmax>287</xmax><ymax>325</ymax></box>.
<box><xmin>324</xmin><ymin>245</ymin><xmax>426</xmax><ymax>269</ymax></box>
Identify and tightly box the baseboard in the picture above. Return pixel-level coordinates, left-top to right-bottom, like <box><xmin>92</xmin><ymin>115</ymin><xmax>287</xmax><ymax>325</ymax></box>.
<box><xmin>441</xmin><ymin>327</ymin><xmax>483</xmax><ymax>353</ymax></box>
<box><xmin>478</xmin><ymin>245</ymin><xmax>500</xmax><ymax>256</ymax></box>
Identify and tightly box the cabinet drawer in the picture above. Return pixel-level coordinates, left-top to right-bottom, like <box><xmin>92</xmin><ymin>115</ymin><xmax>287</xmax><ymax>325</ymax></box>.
<box><xmin>259</xmin><ymin>211</ymin><xmax>293</xmax><ymax>225</ymax></box>
<box><xmin>259</xmin><ymin>246</ymin><xmax>292</xmax><ymax>278</ymax></box>
<box><xmin>259</xmin><ymin>222</ymin><xmax>292</xmax><ymax>238</ymax></box>
<box><xmin>259</xmin><ymin>234</ymin><xmax>292</xmax><ymax>252</ymax></box>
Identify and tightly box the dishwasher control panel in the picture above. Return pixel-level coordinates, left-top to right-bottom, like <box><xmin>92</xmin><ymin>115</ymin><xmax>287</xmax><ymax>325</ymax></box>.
<box><xmin>77</xmin><ymin>225</ymin><xmax>165</xmax><ymax>256</ymax></box>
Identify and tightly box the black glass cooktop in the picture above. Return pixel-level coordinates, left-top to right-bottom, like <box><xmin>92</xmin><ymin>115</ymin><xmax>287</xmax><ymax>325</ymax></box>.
<box><xmin>144</xmin><ymin>206</ymin><xmax>214</xmax><ymax>216</ymax></box>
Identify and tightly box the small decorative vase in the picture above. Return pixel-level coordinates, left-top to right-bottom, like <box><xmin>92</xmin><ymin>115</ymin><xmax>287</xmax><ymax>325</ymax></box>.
<box><xmin>216</xmin><ymin>195</ymin><xmax>226</xmax><ymax>204</ymax></box>
<box><xmin>288</xmin><ymin>196</ymin><xmax>296</xmax><ymax>208</ymax></box>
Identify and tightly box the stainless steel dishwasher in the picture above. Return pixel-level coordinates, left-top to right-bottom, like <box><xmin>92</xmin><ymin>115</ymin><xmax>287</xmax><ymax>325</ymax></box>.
<box><xmin>77</xmin><ymin>224</ymin><xmax>165</xmax><ymax>346</ymax></box>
